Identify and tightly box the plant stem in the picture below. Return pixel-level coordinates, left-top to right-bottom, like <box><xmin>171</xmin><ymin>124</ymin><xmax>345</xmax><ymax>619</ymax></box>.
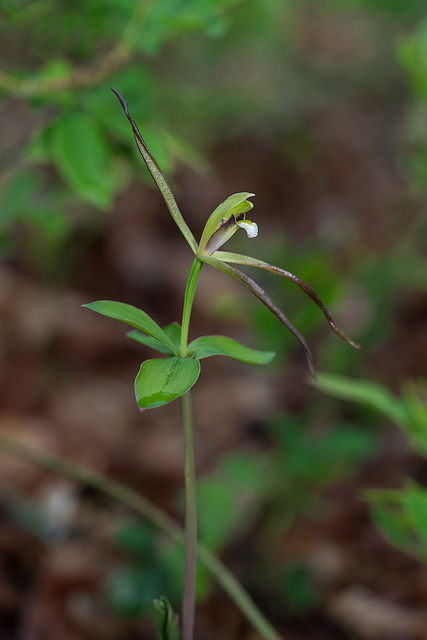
<box><xmin>181</xmin><ymin>390</ymin><xmax>197</xmax><ymax>640</ymax></box>
<box><xmin>180</xmin><ymin>257</ymin><xmax>203</xmax><ymax>357</ymax></box>
<box><xmin>179</xmin><ymin>256</ymin><xmax>203</xmax><ymax>639</ymax></box>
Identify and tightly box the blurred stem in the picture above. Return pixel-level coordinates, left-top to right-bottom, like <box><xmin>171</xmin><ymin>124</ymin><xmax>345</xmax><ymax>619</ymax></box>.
<box><xmin>0</xmin><ymin>0</ymin><xmax>154</xmax><ymax>96</ymax></box>
<box><xmin>0</xmin><ymin>434</ymin><xmax>282</xmax><ymax>640</ymax></box>
<box><xmin>181</xmin><ymin>390</ymin><xmax>197</xmax><ymax>640</ymax></box>
<box><xmin>180</xmin><ymin>257</ymin><xmax>203</xmax><ymax>356</ymax></box>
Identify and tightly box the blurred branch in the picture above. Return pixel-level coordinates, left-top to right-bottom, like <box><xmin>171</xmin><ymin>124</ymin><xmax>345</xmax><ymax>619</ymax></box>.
<box><xmin>0</xmin><ymin>0</ymin><xmax>153</xmax><ymax>97</ymax></box>
<box><xmin>0</xmin><ymin>434</ymin><xmax>283</xmax><ymax>640</ymax></box>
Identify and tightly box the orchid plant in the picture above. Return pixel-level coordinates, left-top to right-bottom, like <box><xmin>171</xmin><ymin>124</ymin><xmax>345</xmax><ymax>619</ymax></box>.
<box><xmin>84</xmin><ymin>88</ymin><xmax>360</xmax><ymax>640</ymax></box>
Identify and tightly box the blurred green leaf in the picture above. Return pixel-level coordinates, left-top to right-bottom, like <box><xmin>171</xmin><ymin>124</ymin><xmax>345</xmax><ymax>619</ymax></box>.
<box><xmin>370</xmin><ymin>501</ymin><xmax>415</xmax><ymax>554</ymax></box>
<box><xmin>401</xmin><ymin>381</ymin><xmax>427</xmax><ymax>458</ymax></box>
<box><xmin>161</xmin><ymin>542</ymin><xmax>212</xmax><ymax>602</ymax></box>
<box><xmin>106</xmin><ymin>565</ymin><xmax>163</xmax><ymax>619</ymax></box>
<box><xmin>279</xmin><ymin>562</ymin><xmax>319</xmax><ymax>613</ymax></box>
<box><xmin>271</xmin><ymin>419</ymin><xmax>376</xmax><ymax>487</ymax></box>
<box><xmin>398</xmin><ymin>19</ymin><xmax>427</xmax><ymax>101</ymax></box>
<box><xmin>187</xmin><ymin>334</ymin><xmax>275</xmax><ymax>364</ymax></box>
<box><xmin>134</xmin><ymin>357</ymin><xmax>200</xmax><ymax>410</ymax></box>
<box><xmin>197</xmin><ymin>452</ymin><xmax>271</xmax><ymax>552</ymax></box>
<box><xmin>327</xmin><ymin>0</ymin><xmax>426</xmax><ymax>16</ymax></box>
<box><xmin>315</xmin><ymin>373</ymin><xmax>407</xmax><ymax>427</ymax></box>
<box><xmin>0</xmin><ymin>168</ymin><xmax>39</xmax><ymax>226</ymax></box>
<box><xmin>112</xmin><ymin>521</ymin><xmax>157</xmax><ymax>559</ymax></box>
<box><xmin>49</xmin><ymin>112</ymin><xmax>115</xmax><ymax>209</ymax></box>
<box><xmin>402</xmin><ymin>488</ymin><xmax>427</xmax><ymax>546</ymax></box>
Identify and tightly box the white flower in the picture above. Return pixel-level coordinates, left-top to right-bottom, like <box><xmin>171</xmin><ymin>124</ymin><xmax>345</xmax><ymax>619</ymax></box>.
<box><xmin>237</xmin><ymin>219</ymin><xmax>258</xmax><ymax>238</ymax></box>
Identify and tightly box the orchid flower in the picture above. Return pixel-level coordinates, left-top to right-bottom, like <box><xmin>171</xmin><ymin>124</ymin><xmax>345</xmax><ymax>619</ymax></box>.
<box><xmin>111</xmin><ymin>88</ymin><xmax>361</xmax><ymax>380</ymax></box>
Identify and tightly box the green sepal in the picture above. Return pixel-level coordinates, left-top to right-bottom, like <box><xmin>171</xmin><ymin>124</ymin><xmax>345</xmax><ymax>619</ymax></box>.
<box><xmin>135</xmin><ymin>357</ymin><xmax>200</xmax><ymax>410</ymax></box>
<box><xmin>83</xmin><ymin>300</ymin><xmax>178</xmax><ymax>355</ymax></box>
<box><xmin>198</xmin><ymin>192</ymin><xmax>254</xmax><ymax>253</ymax></box>
<box><xmin>187</xmin><ymin>335</ymin><xmax>275</xmax><ymax>365</ymax></box>
<box><xmin>127</xmin><ymin>322</ymin><xmax>182</xmax><ymax>356</ymax></box>
<box><xmin>152</xmin><ymin>596</ymin><xmax>180</xmax><ymax>640</ymax></box>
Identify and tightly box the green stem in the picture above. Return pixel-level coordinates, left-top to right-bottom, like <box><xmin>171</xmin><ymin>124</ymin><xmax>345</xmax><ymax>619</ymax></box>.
<box><xmin>180</xmin><ymin>257</ymin><xmax>203</xmax><ymax>357</ymax></box>
<box><xmin>179</xmin><ymin>257</ymin><xmax>203</xmax><ymax>639</ymax></box>
<box><xmin>0</xmin><ymin>434</ymin><xmax>282</xmax><ymax>640</ymax></box>
<box><xmin>181</xmin><ymin>391</ymin><xmax>197</xmax><ymax>640</ymax></box>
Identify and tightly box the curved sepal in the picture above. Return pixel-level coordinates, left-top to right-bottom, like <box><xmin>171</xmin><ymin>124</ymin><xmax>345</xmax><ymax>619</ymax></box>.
<box><xmin>83</xmin><ymin>300</ymin><xmax>178</xmax><ymax>355</ymax></box>
<box><xmin>213</xmin><ymin>251</ymin><xmax>361</xmax><ymax>350</ymax></box>
<box><xmin>135</xmin><ymin>357</ymin><xmax>200</xmax><ymax>410</ymax></box>
<box><xmin>199</xmin><ymin>255</ymin><xmax>317</xmax><ymax>379</ymax></box>
<box><xmin>112</xmin><ymin>88</ymin><xmax>198</xmax><ymax>254</ymax></box>
<box><xmin>187</xmin><ymin>335</ymin><xmax>275</xmax><ymax>365</ymax></box>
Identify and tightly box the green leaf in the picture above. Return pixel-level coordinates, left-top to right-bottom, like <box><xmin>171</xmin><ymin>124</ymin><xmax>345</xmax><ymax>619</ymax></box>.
<box><xmin>0</xmin><ymin>168</ymin><xmax>39</xmax><ymax>226</ymax></box>
<box><xmin>315</xmin><ymin>373</ymin><xmax>407</xmax><ymax>427</ymax></box>
<box><xmin>112</xmin><ymin>521</ymin><xmax>156</xmax><ymax>559</ymax></box>
<box><xmin>49</xmin><ymin>112</ymin><xmax>115</xmax><ymax>209</ymax></box>
<box><xmin>163</xmin><ymin>322</ymin><xmax>182</xmax><ymax>352</ymax></box>
<box><xmin>402</xmin><ymin>488</ymin><xmax>427</xmax><ymax>546</ymax></box>
<box><xmin>127</xmin><ymin>323</ymin><xmax>182</xmax><ymax>357</ymax></box>
<box><xmin>279</xmin><ymin>562</ymin><xmax>319</xmax><ymax>613</ymax></box>
<box><xmin>366</xmin><ymin>486</ymin><xmax>427</xmax><ymax>560</ymax></box>
<box><xmin>370</xmin><ymin>501</ymin><xmax>415</xmax><ymax>554</ymax></box>
<box><xmin>187</xmin><ymin>335</ymin><xmax>275</xmax><ymax>364</ymax></box>
<box><xmin>152</xmin><ymin>596</ymin><xmax>180</xmax><ymax>640</ymax></box>
<box><xmin>127</xmin><ymin>331</ymin><xmax>174</xmax><ymax>356</ymax></box>
<box><xmin>196</xmin><ymin>452</ymin><xmax>271</xmax><ymax>553</ymax></box>
<box><xmin>199</xmin><ymin>192</ymin><xmax>255</xmax><ymax>252</ymax></box>
<box><xmin>401</xmin><ymin>381</ymin><xmax>427</xmax><ymax>457</ymax></box>
<box><xmin>134</xmin><ymin>358</ymin><xmax>200</xmax><ymax>409</ymax></box>
<box><xmin>271</xmin><ymin>420</ymin><xmax>376</xmax><ymax>488</ymax></box>
<box><xmin>83</xmin><ymin>301</ymin><xmax>178</xmax><ymax>355</ymax></box>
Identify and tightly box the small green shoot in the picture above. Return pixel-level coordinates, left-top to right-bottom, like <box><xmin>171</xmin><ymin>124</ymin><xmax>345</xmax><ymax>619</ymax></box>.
<box><xmin>152</xmin><ymin>597</ymin><xmax>181</xmax><ymax>640</ymax></box>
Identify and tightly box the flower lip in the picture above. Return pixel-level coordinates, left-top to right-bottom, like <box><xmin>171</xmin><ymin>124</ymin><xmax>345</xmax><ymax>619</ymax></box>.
<box><xmin>200</xmin><ymin>212</ymin><xmax>259</xmax><ymax>256</ymax></box>
<box><xmin>237</xmin><ymin>220</ymin><xmax>258</xmax><ymax>238</ymax></box>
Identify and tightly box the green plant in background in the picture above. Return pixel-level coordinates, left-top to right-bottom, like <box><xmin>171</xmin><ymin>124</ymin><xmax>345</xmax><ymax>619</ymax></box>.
<box><xmin>83</xmin><ymin>89</ymin><xmax>360</xmax><ymax>640</ymax></box>
<box><xmin>0</xmin><ymin>0</ymin><xmax>242</xmax><ymax>273</ymax></box>
<box><xmin>316</xmin><ymin>373</ymin><xmax>427</xmax><ymax>563</ymax></box>
<box><xmin>267</xmin><ymin>416</ymin><xmax>377</xmax><ymax>530</ymax></box>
